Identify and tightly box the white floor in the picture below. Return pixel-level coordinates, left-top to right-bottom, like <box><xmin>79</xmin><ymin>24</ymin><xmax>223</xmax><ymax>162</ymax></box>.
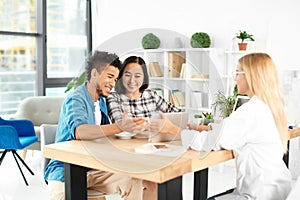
<box><xmin>0</xmin><ymin>146</ymin><xmax>298</xmax><ymax>200</ymax></box>
<box><xmin>0</xmin><ymin>151</ymin><xmax>49</xmax><ymax>200</ymax></box>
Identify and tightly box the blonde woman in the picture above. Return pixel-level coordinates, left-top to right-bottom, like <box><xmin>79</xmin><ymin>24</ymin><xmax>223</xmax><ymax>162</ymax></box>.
<box><xmin>185</xmin><ymin>53</ymin><xmax>292</xmax><ymax>200</ymax></box>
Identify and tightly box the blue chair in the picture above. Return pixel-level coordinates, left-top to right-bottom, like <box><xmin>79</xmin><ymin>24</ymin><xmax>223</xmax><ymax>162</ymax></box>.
<box><xmin>0</xmin><ymin>117</ymin><xmax>38</xmax><ymax>186</ymax></box>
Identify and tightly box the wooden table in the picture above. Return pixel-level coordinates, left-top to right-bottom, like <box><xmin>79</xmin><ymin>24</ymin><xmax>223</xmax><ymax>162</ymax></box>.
<box><xmin>43</xmin><ymin>136</ymin><xmax>234</xmax><ymax>200</ymax></box>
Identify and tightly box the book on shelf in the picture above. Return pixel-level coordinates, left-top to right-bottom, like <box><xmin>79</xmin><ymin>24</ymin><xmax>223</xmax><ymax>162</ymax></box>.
<box><xmin>152</xmin><ymin>87</ymin><xmax>163</xmax><ymax>97</ymax></box>
<box><xmin>168</xmin><ymin>52</ymin><xmax>185</xmax><ymax>78</ymax></box>
<box><xmin>169</xmin><ymin>89</ymin><xmax>185</xmax><ymax>107</ymax></box>
<box><xmin>180</xmin><ymin>63</ymin><xmax>186</xmax><ymax>78</ymax></box>
<box><xmin>148</xmin><ymin>62</ymin><xmax>163</xmax><ymax>77</ymax></box>
<box><xmin>191</xmin><ymin>74</ymin><xmax>209</xmax><ymax>79</ymax></box>
<box><xmin>190</xmin><ymin>91</ymin><xmax>202</xmax><ymax>108</ymax></box>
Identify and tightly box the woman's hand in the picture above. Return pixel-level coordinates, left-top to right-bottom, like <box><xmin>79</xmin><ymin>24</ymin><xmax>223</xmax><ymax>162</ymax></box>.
<box><xmin>187</xmin><ymin>122</ymin><xmax>211</xmax><ymax>132</ymax></box>
<box><xmin>187</xmin><ymin>122</ymin><xmax>199</xmax><ymax>130</ymax></box>
<box><xmin>150</xmin><ymin>112</ymin><xmax>181</xmax><ymax>135</ymax></box>
<box><xmin>116</xmin><ymin>108</ymin><xmax>148</xmax><ymax>133</ymax></box>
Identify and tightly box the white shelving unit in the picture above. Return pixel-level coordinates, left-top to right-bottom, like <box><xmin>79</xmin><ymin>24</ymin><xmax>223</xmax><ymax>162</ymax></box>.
<box><xmin>126</xmin><ymin>48</ymin><xmax>218</xmax><ymax>118</ymax></box>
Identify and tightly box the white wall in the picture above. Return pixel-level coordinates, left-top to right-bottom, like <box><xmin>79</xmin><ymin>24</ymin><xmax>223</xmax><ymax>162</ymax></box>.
<box><xmin>91</xmin><ymin>0</ymin><xmax>300</xmax><ymax>124</ymax></box>
<box><xmin>92</xmin><ymin>0</ymin><xmax>300</xmax><ymax>67</ymax></box>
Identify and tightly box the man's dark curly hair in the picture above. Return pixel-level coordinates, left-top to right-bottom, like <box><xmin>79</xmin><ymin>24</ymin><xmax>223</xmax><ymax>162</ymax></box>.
<box><xmin>85</xmin><ymin>51</ymin><xmax>121</xmax><ymax>81</ymax></box>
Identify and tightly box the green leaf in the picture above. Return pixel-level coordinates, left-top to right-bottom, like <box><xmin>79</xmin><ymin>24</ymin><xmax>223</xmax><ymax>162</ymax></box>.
<box><xmin>64</xmin><ymin>71</ymin><xmax>87</xmax><ymax>93</ymax></box>
<box><xmin>236</xmin><ymin>30</ymin><xmax>255</xmax><ymax>43</ymax></box>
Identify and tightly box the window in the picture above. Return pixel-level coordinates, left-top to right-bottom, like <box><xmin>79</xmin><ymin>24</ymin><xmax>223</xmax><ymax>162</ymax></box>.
<box><xmin>0</xmin><ymin>0</ymin><xmax>91</xmax><ymax>116</ymax></box>
<box><xmin>47</xmin><ymin>0</ymin><xmax>89</xmax><ymax>79</ymax></box>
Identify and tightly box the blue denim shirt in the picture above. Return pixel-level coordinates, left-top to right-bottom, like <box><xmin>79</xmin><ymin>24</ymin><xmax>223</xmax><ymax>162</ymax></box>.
<box><xmin>44</xmin><ymin>84</ymin><xmax>108</xmax><ymax>182</ymax></box>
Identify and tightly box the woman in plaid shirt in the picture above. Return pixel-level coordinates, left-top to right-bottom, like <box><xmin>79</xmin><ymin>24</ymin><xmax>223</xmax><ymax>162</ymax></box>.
<box><xmin>107</xmin><ymin>56</ymin><xmax>181</xmax><ymax>123</ymax></box>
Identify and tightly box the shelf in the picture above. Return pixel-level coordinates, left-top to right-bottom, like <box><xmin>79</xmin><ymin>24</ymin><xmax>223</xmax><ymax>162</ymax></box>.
<box><xmin>164</xmin><ymin>77</ymin><xmax>186</xmax><ymax>81</ymax></box>
<box><xmin>224</xmin><ymin>49</ymin><xmax>266</xmax><ymax>54</ymax></box>
<box><xmin>221</xmin><ymin>75</ymin><xmax>233</xmax><ymax>79</ymax></box>
<box><xmin>186</xmin><ymin>107</ymin><xmax>211</xmax><ymax>112</ymax></box>
<box><xmin>128</xmin><ymin>48</ymin><xmax>216</xmax><ymax>115</ymax></box>
<box><xmin>185</xmin><ymin>78</ymin><xmax>209</xmax><ymax>82</ymax></box>
<box><xmin>149</xmin><ymin>77</ymin><xmax>164</xmax><ymax>80</ymax></box>
<box><xmin>135</xmin><ymin>48</ymin><xmax>213</xmax><ymax>53</ymax></box>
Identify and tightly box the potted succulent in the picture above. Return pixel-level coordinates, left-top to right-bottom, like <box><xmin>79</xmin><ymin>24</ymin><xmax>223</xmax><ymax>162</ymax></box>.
<box><xmin>235</xmin><ymin>30</ymin><xmax>255</xmax><ymax>50</ymax></box>
<box><xmin>202</xmin><ymin>112</ymin><xmax>214</xmax><ymax>125</ymax></box>
<box><xmin>193</xmin><ymin>114</ymin><xmax>203</xmax><ymax>125</ymax></box>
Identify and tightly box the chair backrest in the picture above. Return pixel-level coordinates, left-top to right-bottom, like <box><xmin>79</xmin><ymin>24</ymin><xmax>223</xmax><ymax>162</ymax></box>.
<box><xmin>40</xmin><ymin>124</ymin><xmax>58</xmax><ymax>173</ymax></box>
<box><xmin>0</xmin><ymin>117</ymin><xmax>36</xmax><ymax>136</ymax></box>
<box><xmin>12</xmin><ymin>96</ymin><xmax>65</xmax><ymax>126</ymax></box>
<box><xmin>0</xmin><ymin>117</ymin><xmax>37</xmax><ymax>149</ymax></box>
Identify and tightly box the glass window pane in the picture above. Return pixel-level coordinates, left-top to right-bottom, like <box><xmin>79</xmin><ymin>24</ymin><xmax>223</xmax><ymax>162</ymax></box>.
<box><xmin>0</xmin><ymin>0</ymin><xmax>37</xmax><ymax>32</ymax></box>
<box><xmin>47</xmin><ymin>0</ymin><xmax>87</xmax><ymax>78</ymax></box>
<box><xmin>46</xmin><ymin>87</ymin><xmax>68</xmax><ymax>97</ymax></box>
<box><xmin>0</xmin><ymin>35</ymin><xmax>37</xmax><ymax>115</ymax></box>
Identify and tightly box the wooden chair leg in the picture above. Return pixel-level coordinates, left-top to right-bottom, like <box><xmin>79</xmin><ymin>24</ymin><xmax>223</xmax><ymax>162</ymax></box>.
<box><xmin>88</xmin><ymin>197</ymin><xmax>106</xmax><ymax>200</ymax></box>
<box><xmin>22</xmin><ymin>149</ymin><xmax>28</xmax><ymax>161</ymax></box>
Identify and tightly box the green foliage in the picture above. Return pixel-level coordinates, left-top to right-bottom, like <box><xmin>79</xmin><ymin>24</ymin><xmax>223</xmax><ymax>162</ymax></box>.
<box><xmin>212</xmin><ymin>85</ymin><xmax>238</xmax><ymax>119</ymax></box>
<box><xmin>141</xmin><ymin>33</ymin><xmax>160</xmax><ymax>49</ymax></box>
<box><xmin>65</xmin><ymin>71</ymin><xmax>87</xmax><ymax>93</ymax></box>
<box><xmin>202</xmin><ymin>112</ymin><xmax>214</xmax><ymax>119</ymax></box>
<box><xmin>190</xmin><ymin>32</ymin><xmax>211</xmax><ymax>48</ymax></box>
<box><xmin>236</xmin><ymin>30</ymin><xmax>255</xmax><ymax>43</ymax></box>
<box><xmin>194</xmin><ymin>114</ymin><xmax>203</xmax><ymax>119</ymax></box>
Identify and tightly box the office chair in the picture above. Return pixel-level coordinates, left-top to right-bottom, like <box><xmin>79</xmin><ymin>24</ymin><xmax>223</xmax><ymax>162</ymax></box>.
<box><xmin>40</xmin><ymin>124</ymin><xmax>121</xmax><ymax>200</ymax></box>
<box><xmin>0</xmin><ymin>117</ymin><xmax>38</xmax><ymax>186</ymax></box>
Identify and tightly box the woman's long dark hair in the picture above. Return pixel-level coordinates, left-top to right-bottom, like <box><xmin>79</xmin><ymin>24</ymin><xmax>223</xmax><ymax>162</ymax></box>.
<box><xmin>115</xmin><ymin>56</ymin><xmax>149</xmax><ymax>93</ymax></box>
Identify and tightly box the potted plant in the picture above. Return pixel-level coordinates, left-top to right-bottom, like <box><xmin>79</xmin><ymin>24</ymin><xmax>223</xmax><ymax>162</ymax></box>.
<box><xmin>141</xmin><ymin>33</ymin><xmax>160</xmax><ymax>49</ymax></box>
<box><xmin>190</xmin><ymin>32</ymin><xmax>211</xmax><ymax>48</ymax></box>
<box><xmin>193</xmin><ymin>114</ymin><xmax>203</xmax><ymax>125</ymax></box>
<box><xmin>212</xmin><ymin>85</ymin><xmax>238</xmax><ymax>119</ymax></box>
<box><xmin>235</xmin><ymin>30</ymin><xmax>255</xmax><ymax>50</ymax></box>
<box><xmin>202</xmin><ymin>112</ymin><xmax>214</xmax><ymax>125</ymax></box>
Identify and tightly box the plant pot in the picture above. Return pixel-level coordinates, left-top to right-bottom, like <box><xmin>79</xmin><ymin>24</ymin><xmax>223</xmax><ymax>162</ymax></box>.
<box><xmin>238</xmin><ymin>43</ymin><xmax>247</xmax><ymax>51</ymax></box>
<box><xmin>193</xmin><ymin>117</ymin><xmax>203</xmax><ymax>125</ymax></box>
<box><xmin>204</xmin><ymin>118</ymin><xmax>214</xmax><ymax>125</ymax></box>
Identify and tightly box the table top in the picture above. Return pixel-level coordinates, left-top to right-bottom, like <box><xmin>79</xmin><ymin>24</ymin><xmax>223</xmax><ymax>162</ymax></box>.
<box><xmin>289</xmin><ymin>127</ymin><xmax>300</xmax><ymax>139</ymax></box>
<box><xmin>43</xmin><ymin>136</ymin><xmax>234</xmax><ymax>183</ymax></box>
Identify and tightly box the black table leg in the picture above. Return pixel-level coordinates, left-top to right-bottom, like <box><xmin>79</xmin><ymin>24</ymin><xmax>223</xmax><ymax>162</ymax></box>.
<box><xmin>158</xmin><ymin>176</ymin><xmax>183</xmax><ymax>200</ymax></box>
<box><xmin>194</xmin><ymin>168</ymin><xmax>209</xmax><ymax>200</ymax></box>
<box><xmin>64</xmin><ymin>163</ymin><xmax>88</xmax><ymax>200</ymax></box>
<box><xmin>283</xmin><ymin>140</ymin><xmax>290</xmax><ymax>168</ymax></box>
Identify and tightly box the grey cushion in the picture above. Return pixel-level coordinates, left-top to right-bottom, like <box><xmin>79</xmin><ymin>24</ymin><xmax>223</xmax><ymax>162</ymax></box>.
<box><xmin>40</xmin><ymin>124</ymin><xmax>57</xmax><ymax>173</ymax></box>
<box><xmin>11</xmin><ymin>96</ymin><xmax>64</xmax><ymax>150</ymax></box>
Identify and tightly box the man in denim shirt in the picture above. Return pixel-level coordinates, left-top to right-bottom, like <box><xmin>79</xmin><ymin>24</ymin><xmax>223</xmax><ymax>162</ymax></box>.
<box><xmin>45</xmin><ymin>51</ymin><xmax>150</xmax><ymax>200</ymax></box>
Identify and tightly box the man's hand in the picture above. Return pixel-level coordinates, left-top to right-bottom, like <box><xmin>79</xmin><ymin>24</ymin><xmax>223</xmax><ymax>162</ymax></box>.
<box><xmin>116</xmin><ymin>108</ymin><xmax>148</xmax><ymax>133</ymax></box>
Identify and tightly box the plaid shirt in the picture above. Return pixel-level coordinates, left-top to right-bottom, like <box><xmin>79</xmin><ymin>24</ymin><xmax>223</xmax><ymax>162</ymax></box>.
<box><xmin>107</xmin><ymin>89</ymin><xmax>181</xmax><ymax>123</ymax></box>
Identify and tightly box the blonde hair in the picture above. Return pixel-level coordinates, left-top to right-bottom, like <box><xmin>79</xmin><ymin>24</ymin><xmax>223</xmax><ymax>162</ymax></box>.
<box><xmin>238</xmin><ymin>53</ymin><xmax>288</xmax><ymax>152</ymax></box>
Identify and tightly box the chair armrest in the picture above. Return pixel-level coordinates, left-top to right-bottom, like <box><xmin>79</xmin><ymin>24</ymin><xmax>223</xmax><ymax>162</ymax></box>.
<box><xmin>0</xmin><ymin>126</ymin><xmax>22</xmax><ymax>148</ymax></box>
